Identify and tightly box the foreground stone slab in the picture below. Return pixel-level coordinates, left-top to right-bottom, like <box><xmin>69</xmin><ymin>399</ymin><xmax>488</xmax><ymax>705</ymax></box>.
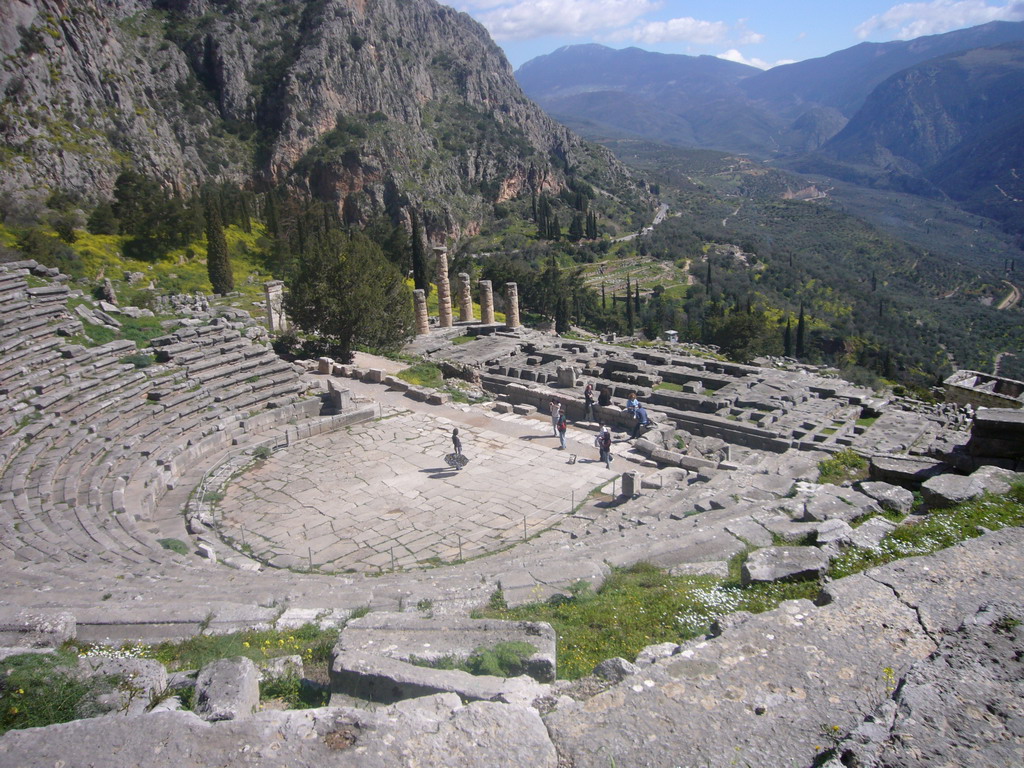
<box><xmin>545</xmin><ymin>575</ymin><xmax>932</xmax><ymax>768</ymax></box>
<box><xmin>0</xmin><ymin>694</ymin><xmax>558</xmax><ymax>768</ymax></box>
<box><xmin>823</xmin><ymin>601</ymin><xmax>1024</xmax><ymax>768</ymax></box>
<box><xmin>544</xmin><ymin>528</ymin><xmax>1024</xmax><ymax>768</ymax></box>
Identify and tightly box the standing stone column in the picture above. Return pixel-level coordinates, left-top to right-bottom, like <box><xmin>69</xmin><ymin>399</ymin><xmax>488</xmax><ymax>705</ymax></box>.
<box><xmin>479</xmin><ymin>280</ymin><xmax>495</xmax><ymax>324</ymax></box>
<box><xmin>264</xmin><ymin>280</ymin><xmax>288</xmax><ymax>333</ymax></box>
<box><xmin>458</xmin><ymin>273</ymin><xmax>473</xmax><ymax>323</ymax></box>
<box><xmin>435</xmin><ymin>247</ymin><xmax>453</xmax><ymax>328</ymax></box>
<box><xmin>413</xmin><ymin>289</ymin><xmax>429</xmax><ymax>335</ymax></box>
<box><xmin>505</xmin><ymin>282</ymin><xmax>520</xmax><ymax>329</ymax></box>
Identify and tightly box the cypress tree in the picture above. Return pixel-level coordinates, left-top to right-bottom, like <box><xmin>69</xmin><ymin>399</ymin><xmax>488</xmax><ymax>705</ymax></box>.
<box><xmin>625</xmin><ymin>277</ymin><xmax>634</xmax><ymax>334</ymax></box>
<box><xmin>601</xmin><ymin>282</ymin><xmax>606</xmax><ymax>310</ymax></box>
<box><xmin>410</xmin><ymin>209</ymin><xmax>430</xmax><ymax>296</ymax></box>
<box><xmin>205</xmin><ymin>194</ymin><xmax>233</xmax><ymax>295</ymax></box>
<box><xmin>705</xmin><ymin>261</ymin><xmax>712</xmax><ymax>295</ymax></box>
<box><xmin>634</xmin><ymin>281</ymin><xmax>640</xmax><ymax>313</ymax></box>
<box><xmin>795</xmin><ymin>303</ymin><xmax>806</xmax><ymax>359</ymax></box>
<box><xmin>784</xmin><ymin>317</ymin><xmax>793</xmax><ymax>357</ymax></box>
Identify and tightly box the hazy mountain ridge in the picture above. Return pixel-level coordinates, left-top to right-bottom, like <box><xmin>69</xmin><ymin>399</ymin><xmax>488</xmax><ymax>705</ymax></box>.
<box><xmin>0</xmin><ymin>0</ymin><xmax>643</xmax><ymax>240</ymax></box>
<box><xmin>516</xmin><ymin>22</ymin><xmax>1024</xmax><ymax>237</ymax></box>
<box><xmin>792</xmin><ymin>42</ymin><xmax>1024</xmax><ymax>233</ymax></box>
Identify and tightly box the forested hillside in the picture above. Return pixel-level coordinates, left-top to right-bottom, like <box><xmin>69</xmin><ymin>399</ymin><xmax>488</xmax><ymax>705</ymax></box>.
<box><xmin>0</xmin><ymin>0</ymin><xmax>646</xmax><ymax>242</ymax></box>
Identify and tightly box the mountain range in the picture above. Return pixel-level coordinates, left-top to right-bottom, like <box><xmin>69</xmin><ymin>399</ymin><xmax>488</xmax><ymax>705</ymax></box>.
<box><xmin>516</xmin><ymin>22</ymin><xmax>1024</xmax><ymax>236</ymax></box>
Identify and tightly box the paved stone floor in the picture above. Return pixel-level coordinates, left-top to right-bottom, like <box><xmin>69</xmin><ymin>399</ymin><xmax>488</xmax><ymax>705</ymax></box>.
<box><xmin>218</xmin><ymin>401</ymin><xmax>618</xmax><ymax>573</ymax></box>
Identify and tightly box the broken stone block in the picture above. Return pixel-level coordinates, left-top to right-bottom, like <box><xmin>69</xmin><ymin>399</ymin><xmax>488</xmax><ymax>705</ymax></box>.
<box><xmin>194</xmin><ymin>656</ymin><xmax>261</xmax><ymax>722</ymax></box>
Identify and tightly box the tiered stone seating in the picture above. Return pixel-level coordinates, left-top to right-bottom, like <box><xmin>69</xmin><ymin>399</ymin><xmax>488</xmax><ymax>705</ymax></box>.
<box><xmin>0</xmin><ymin>267</ymin><xmax>317</xmax><ymax>569</ymax></box>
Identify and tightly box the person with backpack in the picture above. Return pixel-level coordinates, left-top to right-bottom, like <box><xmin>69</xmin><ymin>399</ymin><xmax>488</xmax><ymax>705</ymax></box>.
<box><xmin>557</xmin><ymin>411</ymin><xmax>568</xmax><ymax>450</ymax></box>
<box><xmin>595</xmin><ymin>425</ymin><xmax>612</xmax><ymax>468</ymax></box>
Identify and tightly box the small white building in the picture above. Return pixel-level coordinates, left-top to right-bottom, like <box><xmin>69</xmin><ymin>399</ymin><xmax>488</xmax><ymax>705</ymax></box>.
<box><xmin>663</xmin><ymin>329</ymin><xmax>679</xmax><ymax>343</ymax></box>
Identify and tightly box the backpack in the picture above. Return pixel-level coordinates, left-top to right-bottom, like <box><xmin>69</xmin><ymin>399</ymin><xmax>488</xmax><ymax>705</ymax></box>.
<box><xmin>557</xmin><ymin>414</ymin><xmax>567</xmax><ymax>433</ymax></box>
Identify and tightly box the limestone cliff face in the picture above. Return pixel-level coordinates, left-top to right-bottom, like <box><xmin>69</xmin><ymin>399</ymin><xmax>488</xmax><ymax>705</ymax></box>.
<box><xmin>0</xmin><ymin>0</ymin><xmax>635</xmax><ymax>239</ymax></box>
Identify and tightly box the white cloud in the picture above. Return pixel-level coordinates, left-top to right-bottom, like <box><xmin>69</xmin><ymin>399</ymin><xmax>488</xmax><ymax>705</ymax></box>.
<box><xmin>630</xmin><ymin>17</ymin><xmax>730</xmax><ymax>45</ymax></box>
<box><xmin>463</xmin><ymin>0</ymin><xmax>660</xmax><ymax>40</ymax></box>
<box><xmin>716</xmin><ymin>49</ymin><xmax>794</xmax><ymax>70</ymax></box>
<box><xmin>856</xmin><ymin>0</ymin><xmax>1024</xmax><ymax>40</ymax></box>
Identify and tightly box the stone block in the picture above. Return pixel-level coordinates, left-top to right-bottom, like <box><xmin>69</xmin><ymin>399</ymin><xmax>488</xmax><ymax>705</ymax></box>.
<box><xmin>848</xmin><ymin>516</ymin><xmax>896</xmax><ymax>550</ymax></box>
<box><xmin>620</xmin><ymin>471</ymin><xmax>640</xmax><ymax>497</ymax></box>
<box><xmin>921</xmin><ymin>473</ymin><xmax>986</xmax><ymax>509</ymax></box>
<box><xmin>493</xmin><ymin>402</ymin><xmax>513</xmax><ymax>414</ymax></box>
<box><xmin>317</xmin><ymin>357</ymin><xmax>334</xmax><ymax>374</ymax></box>
<box><xmin>857</xmin><ymin>481</ymin><xmax>915</xmax><ymax>514</ymax></box>
<box><xmin>814</xmin><ymin>519</ymin><xmax>853</xmax><ymax>547</ymax></box>
<box><xmin>426</xmin><ymin>392</ymin><xmax>452</xmax><ymax>405</ymax></box>
<box><xmin>741</xmin><ymin>545</ymin><xmax>828</xmax><ymax>585</ymax></box>
<box><xmin>512</xmin><ymin>404</ymin><xmax>536</xmax><ymax>416</ymax></box>
<box><xmin>0</xmin><ymin>609</ymin><xmax>75</xmax><ymax>648</ymax></box>
<box><xmin>969</xmin><ymin>465</ymin><xmax>1022</xmax><ymax>496</ymax></box>
<box><xmin>362</xmin><ymin>368</ymin><xmax>385</xmax><ymax>383</ymax></box>
<box><xmin>194</xmin><ymin>657</ymin><xmax>261</xmax><ymax>722</ymax></box>
<box><xmin>326</xmin><ymin>377</ymin><xmax>351</xmax><ymax>413</ymax></box>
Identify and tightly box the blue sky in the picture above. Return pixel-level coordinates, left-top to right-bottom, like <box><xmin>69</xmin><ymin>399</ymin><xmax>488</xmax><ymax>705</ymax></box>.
<box><xmin>445</xmin><ymin>0</ymin><xmax>1024</xmax><ymax>69</ymax></box>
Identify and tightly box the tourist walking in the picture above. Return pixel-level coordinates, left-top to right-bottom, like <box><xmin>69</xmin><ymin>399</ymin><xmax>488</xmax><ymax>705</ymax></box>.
<box><xmin>557</xmin><ymin>411</ymin><xmax>567</xmax><ymax>450</ymax></box>
<box><xmin>595</xmin><ymin>425</ymin><xmax>612</xmax><ymax>469</ymax></box>
<box><xmin>549</xmin><ymin>400</ymin><xmax>561</xmax><ymax>436</ymax></box>
<box><xmin>445</xmin><ymin>427</ymin><xmax>468</xmax><ymax>471</ymax></box>
<box><xmin>583</xmin><ymin>383</ymin><xmax>595</xmax><ymax>422</ymax></box>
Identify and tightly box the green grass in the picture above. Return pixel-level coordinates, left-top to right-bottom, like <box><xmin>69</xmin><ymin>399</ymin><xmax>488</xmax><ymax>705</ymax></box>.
<box><xmin>157</xmin><ymin>538</ymin><xmax>189</xmax><ymax>555</ymax></box>
<box><xmin>477</xmin><ymin>561</ymin><xmax>817</xmax><ymax>679</ymax></box>
<box><xmin>654</xmin><ymin>381</ymin><xmax>684</xmax><ymax>391</ymax></box>
<box><xmin>830</xmin><ymin>483</ymin><xmax>1024</xmax><ymax>578</ymax></box>
<box><xmin>0</xmin><ymin>650</ymin><xmax>94</xmax><ymax>735</ymax></box>
<box><xmin>146</xmin><ymin>624</ymin><xmax>339</xmax><ymax>673</ymax></box>
<box><xmin>817</xmin><ymin>448</ymin><xmax>868</xmax><ymax>485</ymax></box>
<box><xmin>397</xmin><ymin>362</ymin><xmax>444</xmax><ymax>389</ymax></box>
<box><xmin>479</xmin><ymin>483</ymin><xmax>1024</xmax><ymax>680</ymax></box>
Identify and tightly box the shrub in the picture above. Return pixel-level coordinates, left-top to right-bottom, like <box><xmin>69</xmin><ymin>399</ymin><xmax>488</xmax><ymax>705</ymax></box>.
<box><xmin>157</xmin><ymin>538</ymin><xmax>189</xmax><ymax>555</ymax></box>
<box><xmin>817</xmin><ymin>449</ymin><xmax>868</xmax><ymax>485</ymax></box>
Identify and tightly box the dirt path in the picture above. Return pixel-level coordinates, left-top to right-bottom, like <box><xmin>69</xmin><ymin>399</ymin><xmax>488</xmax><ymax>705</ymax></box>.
<box><xmin>996</xmin><ymin>280</ymin><xmax>1021</xmax><ymax>311</ymax></box>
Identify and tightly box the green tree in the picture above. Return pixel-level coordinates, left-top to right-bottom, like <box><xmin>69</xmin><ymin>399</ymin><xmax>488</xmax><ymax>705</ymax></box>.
<box><xmin>285</xmin><ymin>231</ymin><xmax>414</xmax><ymax>362</ymax></box>
<box><xmin>205</xmin><ymin>194</ymin><xmax>234</xmax><ymax>295</ymax></box>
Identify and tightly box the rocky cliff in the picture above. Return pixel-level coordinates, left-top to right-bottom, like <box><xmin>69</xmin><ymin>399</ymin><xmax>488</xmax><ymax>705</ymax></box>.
<box><xmin>0</xmin><ymin>0</ymin><xmax>638</xmax><ymax>239</ymax></box>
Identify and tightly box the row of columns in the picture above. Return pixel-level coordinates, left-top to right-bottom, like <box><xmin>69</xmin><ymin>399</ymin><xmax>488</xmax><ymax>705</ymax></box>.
<box><xmin>413</xmin><ymin>247</ymin><xmax>518</xmax><ymax>335</ymax></box>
